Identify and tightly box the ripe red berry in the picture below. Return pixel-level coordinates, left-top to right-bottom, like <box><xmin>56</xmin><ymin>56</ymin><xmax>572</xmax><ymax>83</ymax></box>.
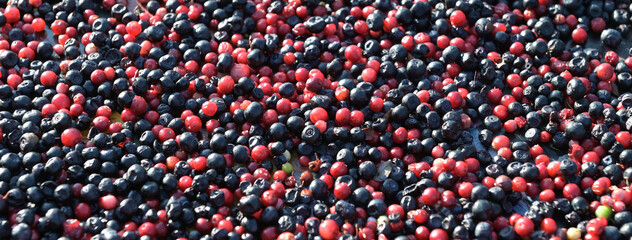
<box><xmin>251</xmin><ymin>145</ymin><xmax>270</xmax><ymax>162</ymax></box>
<box><xmin>504</xmin><ymin>120</ymin><xmax>518</xmax><ymax>133</ymax></box>
<box><xmin>4</xmin><ymin>6</ymin><xmax>20</xmax><ymax>23</ymax></box>
<box><xmin>310</xmin><ymin>107</ymin><xmax>328</xmax><ymax>123</ymax></box>
<box><xmin>231</xmin><ymin>63</ymin><xmax>251</xmax><ymax>80</ymax></box>
<box><xmin>616</xmin><ymin>131</ymin><xmax>632</xmax><ymax>148</ymax></box>
<box><xmin>138</xmin><ymin>222</ymin><xmax>157</xmax><ymax>237</ymax></box>
<box><xmin>361</xmin><ymin>68</ymin><xmax>377</xmax><ymax>83</ymax></box>
<box><xmin>330</xmin><ymin>162</ymin><xmax>348</xmax><ymax>178</ymax></box>
<box><xmin>539</xmin><ymin>189</ymin><xmax>555</xmax><ymax>202</ymax></box>
<box><xmin>52</xmin><ymin>93</ymin><xmax>71</xmax><ymax>109</ymax></box>
<box><xmin>40</xmin><ymin>70</ymin><xmax>57</xmax><ymax>87</ymax></box>
<box><xmin>415</xmin><ymin>226</ymin><xmax>430</xmax><ymax>239</ymax></box>
<box><xmin>120</xmin><ymin>109</ymin><xmax>136</xmax><ymax>122</ymax></box>
<box><xmin>61</xmin><ymin>128</ymin><xmax>82</xmax><ymax>146</ymax></box>
<box><xmin>446</xmin><ymin>91</ymin><xmax>463</xmax><ymax>108</ymax></box>
<box><xmin>572</xmin><ymin>28</ymin><xmax>587</xmax><ymax>44</ymax></box>
<box><xmin>334</xmin><ymin>182</ymin><xmax>351</xmax><ymax>199</ymax></box>
<box><xmin>319</xmin><ymin>219</ymin><xmax>340</xmax><ymax>240</ymax></box>
<box><xmin>492</xmin><ymin>135</ymin><xmax>510</xmax><ymax>150</ymax></box>
<box><xmin>32</xmin><ymin>18</ymin><xmax>46</xmax><ymax>32</ymax></box>
<box><xmin>512</xmin><ymin>177</ymin><xmax>527</xmax><ymax>192</ymax></box>
<box><xmin>276</xmin><ymin>98</ymin><xmax>292</xmax><ymax>114</ymax></box>
<box><xmin>217</xmin><ymin>76</ymin><xmax>235</xmax><ymax>94</ymax></box>
<box><xmin>178</xmin><ymin>175</ymin><xmax>193</xmax><ymax>190</ymax></box>
<box><xmin>540</xmin><ymin>218</ymin><xmax>557</xmax><ymax>234</ymax></box>
<box><xmin>344</xmin><ymin>45</ymin><xmax>362</xmax><ymax>63</ymax></box>
<box><xmin>595</xmin><ymin>63</ymin><xmax>614</xmax><ymax>81</ymax></box>
<box><xmin>457</xmin><ymin>182</ymin><xmax>473</xmax><ymax>198</ymax></box>
<box><xmin>449</xmin><ymin>10</ymin><xmax>466</xmax><ymax>27</ymax></box>
<box><xmin>563</xmin><ymin>183</ymin><xmax>581</xmax><ymax>199</ymax></box>
<box><xmin>421</xmin><ymin>187</ymin><xmax>439</xmax><ymax>205</ymax></box>
<box><xmin>158</xmin><ymin>128</ymin><xmax>176</xmax><ymax>142</ymax></box>
<box><xmin>74</xmin><ymin>202</ymin><xmax>91</xmax><ymax>220</ymax></box>
<box><xmin>592</xmin><ymin>178</ymin><xmax>610</xmax><ymax>195</ymax></box>
<box><xmin>487</xmin><ymin>88</ymin><xmax>503</xmax><ymax>103</ymax></box>
<box><xmin>130</xmin><ymin>96</ymin><xmax>148</xmax><ymax>115</ymax></box>
<box><xmin>369</xmin><ymin>97</ymin><xmax>384</xmax><ymax>112</ymax></box>
<box><xmin>393</xmin><ymin>127</ymin><xmax>408</xmax><ymax>144</ymax></box>
<box><xmin>506</xmin><ymin>74</ymin><xmax>522</xmax><ymax>88</ymax></box>
<box><xmin>185</xmin><ymin>115</ymin><xmax>202</xmax><ymax>132</ymax></box>
<box><xmin>429</xmin><ymin>229</ymin><xmax>449</xmax><ymax>240</ymax></box>
<box><xmin>493</xmin><ymin>105</ymin><xmax>508</xmax><ymax>120</ymax></box>
<box><xmin>261</xmin><ymin>190</ymin><xmax>278</xmax><ymax>206</ymax></box>
<box><xmin>96</xmin><ymin>106</ymin><xmax>112</xmax><ymax>118</ymax></box>
<box><xmin>335</xmin><ymin>108</ymin><xmax>351</xmax><ymax>126</ymax></box>
<box><xmin>515</xmin><ymin>217</ymin><xmax>534</xmax><ymax>237</ymax></box>
<box><xmin>349</xmin><ymin>110</ymin><xmax>364</xmax><ymax>126</ymax></box>
<box><xmin>92</xmin><ymin>116</ymin><xmax>110</xmax><ymax>132</ymax></box>
<box><xmin>126</xmin><ymin>21</ymin><xmax>142</xmax><ymax>36</ymax></box>
<box><xmin>99</xmin><ymin>195</ymin><xmax>118</xmax><ymax>210</ymax></box>
<box><xmin>509</xmin><ymin>42</ymin><xmax>524</xmax><ymax>55</ymax></box>
<box><xmin>202</xmin><ymin>101</ymin><xmax>218</xmax><ymax>116</ymax></box>
<box><xmin>91</xmin><ymin>69</ymin><xmax>107</xmax><ymax>84</ymax></box>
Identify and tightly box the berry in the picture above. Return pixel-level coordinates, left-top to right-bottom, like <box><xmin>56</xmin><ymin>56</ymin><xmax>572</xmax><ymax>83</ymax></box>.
<box><xmin>4</xmin><ymin>6</ymin><xmax>20</xmax><ymax>23</ymax></box>
<box><xmin>572</xmin><ymin>28</ymin><xmax>588</xmax><ymax>44</ymax></box>
<box><xmin>61</xmin><ymin>128</ymin><xmax>82</xmax><ymax>146</ymax></box>
<box><xmin>138</xmin><ymin>222</ymin><xmax>157</xmax><ymax>237</ymax></box>
<box><xmin>450</xmin><ymin>10</ymin><xmax>466</xmax><ymax>27</ymax></box>
<box><xmin>251</xmin><ymin>145</ymin><xmax>270</xmax><ymax>162</ymax></box>
<box><xmin>319</xmin><ymin>219</ymin><xmax>340</xmax><ymax>240</ymax></box>
<box><xmin>334</xmin><ymin>183</ymin><xmax>351</xmax><ymax>199</ymax></box>
<box><xmin>310</xmin><ymin>107</ymin><xmax>328</xmax><ymax>123</ymax></box>
<box><xmin>344</xmin><ymin>45</ymin><xmax>362</xmax><ymax>63</ymax></box>
<box><xmin>595</xmin><ymin>205</ymin><xmax>613</xmax><ymax>219</ymax></box>
<box><xmin>202</xmin><ymin>101</ymin><xmax>218</xmax><ymax>116</ymax></box>
<box><xmin>99</xmin><ymin>195</ymin><xmax>118</xmax><ymax>210</ymax></box>
<box><xmin>595</xmin><ymin>63</ymin><xmax>614</xmax><ymax>81</ymax></box>
<box><xmin>1</xmin><ymin>0</ymin><xmax>632</xmax><ymax>238</ymax></box>
<box><xmin>185</xmin><ymin>115</ymin><xmax>202</xmax><ymax>132</ymax></box>
<box><xmin>515</xmin><ymin>217</ymin><xmax>534</xmax><ymax>237</ymax></box>
<box><xmin>40</xmin><ymin>70</ymin><xmax>57</xmax><ymax>87</ymax></box>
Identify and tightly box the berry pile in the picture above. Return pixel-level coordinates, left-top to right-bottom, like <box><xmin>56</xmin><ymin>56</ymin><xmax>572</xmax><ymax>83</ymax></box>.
<box><xmin>2</xmin><ymin>0</ymin><xmax>632</xmax><ymax>239</ymax></box>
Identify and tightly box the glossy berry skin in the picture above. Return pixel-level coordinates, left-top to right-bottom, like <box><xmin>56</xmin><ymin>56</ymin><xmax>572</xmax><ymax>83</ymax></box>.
<box><xmin>185</xmin><ymin>115</ymin><xmax>202</xmax><ymax>132</ymax></box>
<box><xmin>158</xmin><ymin>128</ymin><xmax>176</xmax><ymax>142</ymax></box>
<box><xmin>421</xmin><ymin>188</ymin><xmax>439</xmax><ymax>205</ymax></box>
<box><xmin>61</xmin><ymin>128</ymin><xmax>82</xmax><ymax>146</ymax></box>
<box><xmin>40</xmin><ymin>71</ymin><xmax>57</xmax><ymax>87</ymax></box>
<box><xmin>541</xmin><ymin>218</ymin><xmax>557</xmax><ymax>234</ymax></box>
<box><xmin>572</xmin><ymin>28</ymin><xmax>587</xmax><ymax>43</ymax></box>
<box><xmin>595</xmin><ymin>63</ymin><xmax>614</xmax><ymax>81</ymax></box>
<box><xmin>429</xmin><ymin>229</ymin><xmax>449</xmax><ymax>240</ymax></box>
<box><xmin>334</xmin><ymin>183</ymin><xmax>351</xmax><ymax>199</ymax></box>
<box><xmin>515</xmin><ymin>217</ymin><xmax>534</xmax><ymax>237</ymax></box>
<box><xmin>138</xmin><ymin>222</ymin><xmax>157</xmax><ymax>237</ymax></box>
<box><xmin>4</xmin><ymin>6</ymin><xmax>20</xmax><ymax>23</ymax></box>
<box><xmin>492</xmin><ymin>135</ymin><xmax>510</xmax><ymax>150</ymax></box>
<box><xmin>449</xmin><ymin>10</ymin><xmax>466</xmax><ymax>27</ymax></box>
<box><xmin>319</xmin><ymin>219</ymin><xmax>340</xmax><ymax>240</ymax></box>
<box><xmin>74</xmin><ymin>203</ymin><xmax>91</xmax><ymax>220</ymax></box>
<box><xmin>310</xmin><ymin>107</ymin><xmax>328</xmax><ymax>123</ymax></box>
<box><xmin>99</xmin><ymin>195</ymin><xmax>118</xmax><ymax>210</ymax></box>
<box><xmin>202</xmin><ymin>101</ymin><xmax>218</xmax><ymax>116</ymax></box>
<box><xmin>344</xmin><ymin>45</ymin><xmax>362</xmax><ymax>63</ymax></box>
<box><xmin>251</xmin><ymin>145</ymin><xmax>270</xmax><ymax>162</ymax></box>
<box><xmin>2</xmin><ymin>0</ymin><xmax>632</xmax><ymax>239</ymax></box>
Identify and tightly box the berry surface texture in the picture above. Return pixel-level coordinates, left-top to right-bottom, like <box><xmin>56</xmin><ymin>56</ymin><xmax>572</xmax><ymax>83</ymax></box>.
<box><xmin>3</xmin><ymin>0</ymin><xmax>632</xmax><ymax>240</ymax></box>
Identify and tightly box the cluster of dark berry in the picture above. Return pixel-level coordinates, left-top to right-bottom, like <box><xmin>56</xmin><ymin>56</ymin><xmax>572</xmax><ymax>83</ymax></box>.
<box><xmin>2</xmin><ymin>0</ymin><xmax>632</xmax><ymax>239</ymax></box>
